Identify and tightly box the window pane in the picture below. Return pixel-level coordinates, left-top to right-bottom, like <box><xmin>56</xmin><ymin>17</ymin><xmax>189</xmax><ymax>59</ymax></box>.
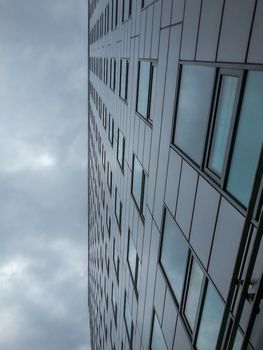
<box><xmin>128</xmin><ymin>231</ymin><xmax>137</xmax><ymax>281</ymax></box>
<box><xmin>120</xmin><ymin>59</ymin><xmax>127</xmax><ymax>100</ymax></box>
<box><xmin>196</xmin><ymin>283</ymin><xmax>224</xmax><ymax>350</ymax></box>
<box><xmin>151</xmin><ymin>314</ymin><xmax>167</xmax><ymax>350</ymax></box>
<box><xmin>137</xmin><ymin>61</ymin><xmax>151</xmax><ymax>118</ymax></box>
<box><xmin>209</xmin><ymin>75</ymin><xmax>239</xmax><ymax>175</ymax></box>
<box><xmin>132</xmin><ymin>156</ymin><xmax>143</xmax><ymax>211</ymax></box>
<box><xmin>124</xmin><ymin>295</ymin><xmax>133</xmax><ymax>341</ymax></box>
<box><xmin>227</xmin><ymin>71</ymin><xmax>263</xmax><ymax>206</ymax></box>
<box><xmin>184</xmin><ymin>259</ymin><xmax>204</xmax><ymax>330</ymax></box>
<box><xmin>174</xmin><ymin>65</ymin><xmax>215</xmax><ymax>165</ymax></box>
<box><xmin>160</xmin><ymin>211</ymin><xmax>188</xmax><ymax>303</ymax></box>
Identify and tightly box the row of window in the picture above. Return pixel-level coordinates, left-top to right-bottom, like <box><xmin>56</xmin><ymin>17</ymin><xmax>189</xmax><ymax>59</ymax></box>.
<box><xmin>90</xmin><ymin>56</ymin><xmax>157</xmax><ymax>123</ymax></box>
<box><xmin>173</xmin><ymin>64</ymin><xmax>263</xmax><ymax>209</ymax></box>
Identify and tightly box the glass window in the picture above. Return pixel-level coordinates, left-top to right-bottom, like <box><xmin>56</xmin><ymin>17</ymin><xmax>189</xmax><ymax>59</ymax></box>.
<box><xmin>136</xmin><ymin>61</ymin><xmax>151</xmax><ymax>118</ymax></box>
<box><xmin>151</xmin><ymin>314</ymin><xmax>168</xmax><ymax>350</ymax></box>
<box><xmin>142</xmin><ymin>0</ymin><xmax>152</xmax><ymax>7</ymax></box>
<box><xmin>110</xmin><ymin>58</ymin><xmax>116</xmax><ymax>91</ymax></box>
<box><xmin>196</xmin><ymin>282</ymin><xmax>224</xmax><ymax>350</ymax></box>
<box><xmin>117</xmin><ymin>129</ymin><xmax>125</xmax><ymax>169</ymax></box>
<box><xmin>208</xmin><ymin>75</ymin><xmax>239</xmax><ymax>176</ymax></box>
<box><xmin>115</xmin><ymin>187</ymin><xmax>122</xmax><ymax>230</ymax></box>
<box><xmin>227</xmin><ymin>71</ymin><xmax>263</xmax><ymax>207</ymax></box>
<box><xmin>160</xmin><ymin>210</ymin><xmax>188</xmax><ymax>304</ymax></box>
<box><xmin>131</xmin><ymin>155</ymin><xmax>144</xmax><ymax>213</ymax></box>
<box><xmin>108</xmin><ymin>113</ymin><xmax>114</xmax><ymax>145</ymax></box>
<box><xmin>127</xmin><ymin>230</ymin><xmax>138</xmax><ymax>288</ymax></box>
<box><xmin>122</xmin><ymin>0</ymin><xmax>131</xmax><ymax>21</ymax></box>
<box><xmin>173</xmin><ymin>65</ymin><xmax>215</xmax><ymax>165</ymax></box>
<box><xmin>120</xmin><ymin>59</ymin><xmax>128</xmax><ymax>101</ymax></box>
<box><xmin>124</xmin><ymin>293</ymin><xmax>133</xmax><ymax>345</ymax></box>
<box><xmin>184</xmin><ymin>258</ymin><xmax>204</xmax><ymax>331</ymax></box>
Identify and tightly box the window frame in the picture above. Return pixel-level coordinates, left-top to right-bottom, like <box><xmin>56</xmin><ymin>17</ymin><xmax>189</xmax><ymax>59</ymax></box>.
<box><xmin>117</xmin><ymin>128</ymin><xmax>125</xmax><ymax>171</ymax></box>
<box><xmin>127</xmin><ymin>229</ymin><xmax>139</xmax><ymax>296</ymax></box>
<box><xmin>119</xmin><ymin>58</ymin><xmax>129</xmax><ymax>102</ymax></box>
<box><xmin>135</xmin><ymin>59</ymin><xmax>156</xmax><ymax>122</ymax></box>
<box><xmin>131</xmin><ymin>154</ymin><xmax>145</xmax><ymax>216</ymax></box>
<box><xmin>114</xmin><ymin>186</ymin><xmax>122</xmax><ymax>232</ymax></box>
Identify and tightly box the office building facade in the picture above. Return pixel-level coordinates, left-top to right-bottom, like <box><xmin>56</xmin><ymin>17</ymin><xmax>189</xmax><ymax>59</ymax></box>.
<box><xmin>88</xmin><ymin>0</ymin><xmax>263</xmax><ymax>349</ymax></box>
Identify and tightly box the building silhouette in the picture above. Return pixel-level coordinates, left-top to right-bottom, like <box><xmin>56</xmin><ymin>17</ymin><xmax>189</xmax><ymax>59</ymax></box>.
<box><xmin>88</xmin><ymin>0</ymin><xmax>263</xmax><ymax>349</ymax></box>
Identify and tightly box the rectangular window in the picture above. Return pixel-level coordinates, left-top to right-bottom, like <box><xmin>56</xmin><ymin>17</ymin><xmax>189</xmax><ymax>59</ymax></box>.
<box><xmin>110</xmin><ymin>58</ymin><xmax>116</xmax><ymax>91</ymax></box>
<box><xmin>183</xmin><ymin>258</ymin><xmax>204</xmax><ymax>331</ymax></box>
<box><xmin>173</xmin><ymin>64</ymin><xmax>215</xmax><ymax>165</ymax></box>
<box><xmin>113</xmin><ymin>238</ymin><xmax>120</xmax><ymax>282</ymax></box>
<box><xmin>108</xmin><ymin>113</ymin><xmax>114</xmax><ymax>146</ymax></box>
<box><xmin>122</xmin><ymin>0</ymin><xmax>131</xmax><ymax>22</ymax></box>
<box><xmin>111</xmin><ymin>282</ymin><xmax>117</xmax><ymax>325</ymax></box>
<box><xmin>107</xmin><ymin>161</ymin><xmax>112</xmax><ymax>194</ymax></box>
<box><xmin>124</xmin><ymin>292</ymin><xmax>133</xmax><ymax>347</ymax></box>
<box><xmin>117</xmin><ymin>129</ymin><xmax>125</xmax><ymax>170</ymax></box>
<box><xmin>119</xmin><ymin>59</ymin><xmax>129</xmax><ymax>101</ymax></box>
<box><xmin>136</xmin><ymin>60</ymin><xmax>156</xmax><ymax>121</ymax></box>
<box><xmin>103</xmin><ymin>104</ymin><xmax>107</xmax><ymax>130</ymax></box>
<box><xmin>160</xmin><ymin>210</ymin><xmax>188</xmax><ymax>304</ymax></box>
<box><xmin>127</xmin><ymin>229</ymin><xmax>139</xmax><ymax>293</ymax></box>
<box><xmin>196</xmin><ymin>282</ymin><xmax>224</xmax><ymax>350</ymax></box>
<box><xmin>227</xmin><ymin>71</ymin><xmax>263</xmax><ymax>207</ymax></box>
<box><xmin>131</xmin><ymin>155</ymin><xmax>145</xmax><ymax>215</ymax></box>
<box><xmin>115</xmin><ymin>187</ymin><xmax>122</xmax><ymax>231</ymax></box>
<box><xmin>115</xmin><ymin>0</ymin><xmax>118</xmax><ymax>27</ymax></box>
<box><xmin>150</xmin><ymin>313</ymin><xmax>168</xmax><ymax>350</ymax></box>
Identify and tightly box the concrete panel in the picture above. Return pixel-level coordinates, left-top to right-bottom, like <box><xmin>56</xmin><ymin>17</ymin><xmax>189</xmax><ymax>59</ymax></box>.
<box><xmin>217</xmin><ymin>0</ymin><xmax>255</xmax><ymax>62</ymax></box>
<box><xmin>180</xmin><ymin>0</ymin><xmax>201</xmax><ymax>60</ymax></box>
<box><xmin>175</xmin><ymin>161</ymin><xmax>198</xmax><ymax>239</ymax></box>
<box><xmin>161</xmin><ymin>0</ymin><xmax>173</xmax><ymax>28</ymax></box>
<box><xmin>151</xmin><ymin>0</ymin><xmax>162</xmax><ymax>59</ymax></box>
<box><xmin>164</xmin><ymin>149</ymin><xmax>182</xmax><ymax>216</ymax></box>
<box><xmin>209</xmin><ymin>198</ymin><xmax>244</xmax><ymax>300</ymax></box>
<box><xmin>190</xmin><ymin>177</ymin><xmax>220</xmax><ymax>268</ymax></box>
<box><xmin>247</xmin><ymin>0</ymin><xmax>263</xmax><ymax>64</ymax></box>
<box><xmin>196</xmin><ymin>0</ymin><xmax>224</xmax><ymax>61</ymax></box>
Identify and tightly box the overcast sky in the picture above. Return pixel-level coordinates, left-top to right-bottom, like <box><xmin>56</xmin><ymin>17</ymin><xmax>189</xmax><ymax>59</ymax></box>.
<box><xmin>0</xmin><ymin>1</ymin><xmax>90</xmax><ymax>349</ymax></box>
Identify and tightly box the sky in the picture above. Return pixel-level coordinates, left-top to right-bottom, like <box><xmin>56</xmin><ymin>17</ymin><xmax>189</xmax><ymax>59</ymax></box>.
<box><xmin>0</xmin><ymin>1</ymin><xmax>90</xmax><ymax>349</ymax></box>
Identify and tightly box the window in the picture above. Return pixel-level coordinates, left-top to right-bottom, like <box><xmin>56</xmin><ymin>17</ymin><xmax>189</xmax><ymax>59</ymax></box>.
<box><xmin>183</xmin><ymin>258</ymin><xmax>204</xmax><ymax>331</ymax></box>
<box><xmin>108</xmin><ymin>113</ymin><xmax>114</xmax><ymax>145</ymax></box>
<box><xmin>160</xmin><ymin>210</ymin><xmax>188</xmax><ymax>304</ymax></box>
<box><xmin>115</xmin><ymin>0</ymin><xmax>118</xmax><ymax>27</ymax></box>
<box><xmin>124</xmin><ymin>292</ymin><xmax>133</xmax><ymax>346</ymax></box>
<box><xmin>207</xmin><ymin>71</ymin><xmax>240</xmax><ymax>177</ymax></box>
<box><xmin>136</xmin><ymin>60</ymin><xmax>156</xmax><ymax>121</ymax></box>
<box><xmin>196</xmin><ymin>282</ymin><xmax>224</xmax><ymax>350</ymax></box>
<box><xmin>111</xmin><ymin>282</ymin><xmax>117</xmax><ymax>325</ymax></box>
<box><xmin>150</xmin><ymin>313</ymin><xmax>167</xmax><ymax>350</ymax></box>
<box><xmin>107</xmin><ymin>161</ymin><xmax>112</xmax><ymax>194</ymax></box>
<box><xmin>127</xmin><ymin>230</ymin><xmax>139</xmax><ymax>293</ymax></box>
<box><xmin>117</xmin><ymin>129</ymin><xmax>125</xmax><ymax>170</ymax></box>
<box><xmin>119</xmin><ymin>59</ymin><xmax>129</xmax><ymax>101</ymax></box>
<box><xmin>226</xmin><ymin>70</ymin><xmax>263</xmax><ymax>207</ymax></box>
<box><xmin>113</xmin><ymin>238</ymin><xmax>120</xmax><ymax>282</ymax></box>
<box><xmin>103</xmin><ymin>104</ymin><xmax>107</xmax><ymax>130</ymax></box>
<box><xmin>115</xmin><ymin>187</ymin><xmax>122</xmax><ymax>231</ymax></box>
<box><xmin>106</xmin><ymin>204</ymin><xmax>111</xmax><ymax>237</ymax></box>
<box><xmin>173</xmin><ymin>64</ymin><xmax>216</xmax><ymax>165</ymax></box>
<box><xmin>110</xmin><ymin>58</ymin><xmax>116</xmax><ymax>91</ymax></box>
<box><xmin>131</xmin><ymin>155</ymin><xmax>145</xmax><ymax>214</ymax></box>
<box><xmin>122</xmin><ymin>0</ymin><xmax>131</xmax><ymax>22</ymax></box>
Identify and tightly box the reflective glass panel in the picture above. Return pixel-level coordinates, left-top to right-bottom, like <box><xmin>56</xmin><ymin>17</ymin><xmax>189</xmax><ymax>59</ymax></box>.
<box><xmin>227</xmin><ymin>71</ymin><xmax>263</xmax><ymax>206</ymax></box>
<box><xmin>160</xmin><ymin>211</ymin><xmax>188</xmax><ymax>303</ymax></box>
<box><xmin>124</xmin><ymin>295</ymin><xmax>133</xmax><ymax>341</ymax></box>
<box><xmin>196</xmin><ymin>283</ymin><xmax>224</xmax><ymax>350</ymax></box>
<box><xmin>174</xmin><ymin>65</ymin><xmax>215</xmax><ymax>165</ymax></box>
<box><xmin>120</xmin><ymin>59</ymin><xmax>128</xmax><ymax>100</ymax></box>
<box><xmin>209</xmin><ymin>75</ymin><xmax>238</xmax><ymax>175</ymax></box>
<box><xmin>128</xmin><ymin>231</ymin><xmax>137</xmax><ymax>283</ymax></box>
<box><xmin>137</xmin><ymin>61</ymin><xmax>151</xmax><ymax>118</ymax></box>
<box><xmin>184</xmin><ymin>259</ymin><xmax>204</xmax><ymax>330</ymax></box>
<box><xmin>132</xmin><ymin>156</ymin><xmax>144</xmax><ymax>211</ymax></box>
<box><xmin>151</xmin><ymin>314</ymin><xmax>168</xmax><ymax>350</ymax></box>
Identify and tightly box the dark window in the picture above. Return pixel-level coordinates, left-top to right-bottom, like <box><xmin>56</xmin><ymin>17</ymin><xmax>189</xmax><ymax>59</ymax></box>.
<box><xmin>150</xmin><ymin>313</ymin><xmax>167</xmax><ymax>350</ymax></box>
<box><xmin>113</xmin><ymin>238</ymin><xmax>120</xmax><ymax>282</ymax></box>
<box><xmin>110</xmin><ymin>58</ymin><xmax>116</xmax><ymax>91</ymax></box>
<box><xmin>136</xmin><ymin>60</ymin><xmax>156</xmax><ymax>121</ymax></box>
<box><xmin>173</xmin><ymin>65</ymin><xmax>215</xmax><ymax>165</ymax></box>
<box><xmin>160</xmin><ymin>210</ymin><xmax>188</xmax><ymax>304</ymax></box>
<box><xmin>108</xmin><ymin>113</ymin><xmax>114</xmax><ymax>146</ymax></box>
<box><xmin>124</xmin><ymin>292</ymin><xmax>133</xmax><ymax>347</ymax></box>
<box><xmin>131</xmin><ymin>155</ymin><xmax>145</xmax><ymax>214</ymax></box>
<box><xmin>122</xmin><ymin>0</ymin><xmax>132</xmax><ymax>21</ymax></box>
<box><xmin>119</xmin><ymin>59</ymin><xmax>129</xmax><ymax>101</ymax></box>
<box><xmin>115</xmin><ymin>187</ymin><xmax>122</xmax><ymax>231</ymax></box>
<box><xmin>115</xmin><ymin>0</ymin><xmax>118</xmax><ymax>27</ymax></box>
<box><xmin>111</xmin><ymin>282</ymin><xmax>117</xmax><ymax>325</ymax></box>
<box><xmin>226</xmin><ymin>70</ymin><xmax>263</xmax><ymax>206</ymax></box>
<box><xmin>117</xmin><ymin>129</ymin><xmax>125</xmax><ymax>170</ymax></box>
<box><xmin>107</xmin><ymin>161</ymin><xmax>112</xmax><ymax>194</ymax></box>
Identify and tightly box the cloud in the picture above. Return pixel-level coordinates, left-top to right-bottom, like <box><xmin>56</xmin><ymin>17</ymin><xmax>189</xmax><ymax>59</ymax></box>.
<box><xmin>0</xmin><ymin>0</ymin><xmax>90</xmax><ymax>349</ymax></box>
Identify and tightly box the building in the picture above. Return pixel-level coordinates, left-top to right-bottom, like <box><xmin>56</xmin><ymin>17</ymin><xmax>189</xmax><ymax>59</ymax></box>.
<box><xmin>88</xmin><ymin>0</ymin><xmax>263</xmax><ymax>349</ymax></box>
